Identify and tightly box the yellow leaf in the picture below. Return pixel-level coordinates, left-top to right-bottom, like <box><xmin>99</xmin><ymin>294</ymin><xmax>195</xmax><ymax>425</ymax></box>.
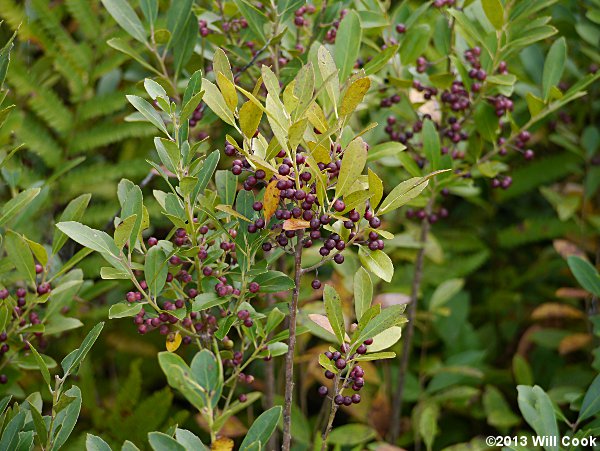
<box><xmin>531</xmin><ymin>302</ymin><xmax>585</xmax><ymax>320</ymax></box>
<box><xmin>263</xmin><ymin>179</ymin><xmax>281</xmax><ymax>223</ymax></box>
<box><xmin>239</xmin><ymin>100</ymin><xmax>263</xmax><ymax>139</ymax></box>
<box><xmin>283</xmin><ymin>219</ymin><xmax>310</xmax><ymax>230</ymax></box>
<box><xmin>217</xmin><ymin>72</ymin><xmax>238</xmax><ymax>112</ymax></box>
<box><xmin>306</xmin><ymin>141</ymin><xmax>331</xmax><ymax>164</ymax></box>
<box><xmin>558</xmin><ymin>333</ymin><xmax>592</xmax><ymax>355</ymax></box>
<box><xmin>166</xmin><ymin>331</ymin><xmax>182</xmax><ymax>352</ymax></box>
<box><xmin>215</xmin><ymin>204</ymin><xmax>250</xmax><ymax>222</ymax></box>
<box><xmin>306</xmin><ymin>102</ymin><xmax>328</xmax><ymax>133</ymax></box>
<box><xmin>340</xmin><ymin>77</ymin><xmax>371</xmax><ymax>116</ymax></box>
<box><xmin>211</xmin><ymin>437</ymin><xmax>234</xmax><ymax>451</ymax></box>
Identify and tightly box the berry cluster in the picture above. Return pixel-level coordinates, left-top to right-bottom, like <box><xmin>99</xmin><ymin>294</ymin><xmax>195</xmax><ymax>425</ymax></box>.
<box><xmin>318</xmin><ymin>339</ymin><xmax>374</xmax><ymax>406</ymax></box>
<box><xmin>198</xmin><ymin>19</ymin><xmax>211</xmax><ymax>38</ymax></box>
<box><xmin>221</xmin><ymin>17</ymin><xmax>248</xmax><ymax>33</ymax></box>
<box><xmin>225</xmin><ymin>141</ymin><xmax>386</xmax><ymax>277</ymax></box>
<box><xmin>0</xmin><ymin>267</ymin><xmax>53</xmax><ymax>385</ymax></box>
<box><xmin>433</xmin><ymin>0</ymin><xmax>456</xmax><ymax>7</ymax></box>
<box><xmin>325</xmin><ymin>9</ymin><xmax>348</xmax><ymax>43</ymax></box>
<box><xmin>293</xmin><ymin>4</ymin><xmax>316</xmax><ymax>27</ymax></box>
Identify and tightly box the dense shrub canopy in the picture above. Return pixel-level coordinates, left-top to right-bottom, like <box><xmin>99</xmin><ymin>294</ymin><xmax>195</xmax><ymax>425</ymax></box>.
<box><xmin>0</xmin><ymin>0</ymin><xmax>599</xmax><ymax>450</ymax></box>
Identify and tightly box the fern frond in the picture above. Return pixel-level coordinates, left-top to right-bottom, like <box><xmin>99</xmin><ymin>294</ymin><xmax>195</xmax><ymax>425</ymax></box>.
<box><xmin>65</xmin><ymin>0</ymin><xmax>102</xmax><ymax>40</ymax></box>
<box><xmin>17</xmin><ymin>114</ymin><xmax>63</xmax><ymax>167</ymax></box>
<box><xmin>70</xmin><ymin>121</ymin><xmax>154</xmax><ymax>152</ymax></box>
<box><xmin>28</xmin><ymin>86</ymin><xmax>74</xmax><ymax>135</ymax></box>
<box><xmin>78</xmin><ymin>91</ymin><xmax>128</xmax><ymax>120</ymax></box>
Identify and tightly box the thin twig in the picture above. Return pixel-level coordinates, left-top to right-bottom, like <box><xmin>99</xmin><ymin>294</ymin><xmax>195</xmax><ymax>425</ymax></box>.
<box><xmin>388</xmin><ymin>197</ymin><xmax>433</xmax><ymax>442</ymax></box>
<box><xmin>282</xmin><ymin>229</ymin><xmax>305</xmax><ymax>451</ymax></box>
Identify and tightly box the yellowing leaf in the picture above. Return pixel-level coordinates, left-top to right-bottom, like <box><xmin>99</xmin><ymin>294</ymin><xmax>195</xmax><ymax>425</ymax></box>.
<box><xmin>213</xmin><ymin>48</ymin><xmax>234</xmax><ymax>83</ymax></box>
<box><xmin>283</xmin><ymin>219</ymin><xmax>310</xmax><ymax>230</ymax></box>
<box><xmin>368</xmin><ymin>169</ymin><xmax>384</xmax><ymax>210</ymax></box>
<box><xmin>340</xmin><ymin>77</ymin><xmax>371</xmax><ymax>116</ymax></box>
<box><xmin>166</xmin><ymin>331</ymin><xmax>182</xmax><ymax>352</ymax></box>
<box><xmin>211</xmin><ymin>437</ymin><xmax>234</xmax><ymax>451</ymax></box>
<box><xmin>217</xmin><ymin>72</ymin><xmax>238</xmax><ymax>112</ymax></box>
<box><xmin>263</xmin><ymin>179</ymin><xmax>281</xmax><ymax>223</ymax></box>
<box><xmin>531</xmin><ymin>302</ymin><xmax>585</xmax><ymax>320</ymax></box>
<box><xmin>559</xmin><ymin>333</ymin><xmax>592</xmax><ymax>355</ymax></box>
<box><xmin>336</xmin><ymin>138</ymin><xmax>368</xmax><ymax>198</ymax></box>
<box><xmin>215</xmin><ymin>204</ymin><xmax>250</xmax><ymax>221</ymax></box>
<box><xmin>239</xmin><ymin>100</ymin><xmax>263</xmax><ymax>139</ymax></box>
<box><xmin>307</xmin><ymin>141</ymin><xmax>331</xmax><ymax>164</ymax></box>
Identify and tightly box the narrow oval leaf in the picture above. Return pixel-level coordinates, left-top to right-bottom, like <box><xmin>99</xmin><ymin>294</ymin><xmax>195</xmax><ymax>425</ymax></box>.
<box><xmin>324</xmin><ymin>285</ymin><xmax>346</xmax><ymax>345</ymax></box>
<box><xmin>542</xmin><ymin>37</ymin><xmax>567</xmax><ymax>101</ymax></box>
<box><xmin>263</xmin><ymin>179</ymin><xmax>281</xmax><ymax>223</ymax></box>
<box><xmin>354</xmin><ymin>267</ymin><xmax>373</xmax><ymax>321</ymax></box>
<box><xmin>336</xmin><ymin>138</ymin><xmax>367</xmax><ymax>198</ymax></box>
<box><xmin>145</xmin><ymin>245</ymin><xmax>168</xmax><ymax>297</ymax></box>
<box><xmin>334</xmin><ymin>10</ymin><xmax>362</xmax><ymax>82</ymax></box>
<box><xmin>101</xmin><ymin>0</ymin><xmax>146</xmax><ymax>43</ymax></box>
<box><xmin>358</xmin><ymin>246</ymin><xmax>394</xmax><ymax>282</ymax></box>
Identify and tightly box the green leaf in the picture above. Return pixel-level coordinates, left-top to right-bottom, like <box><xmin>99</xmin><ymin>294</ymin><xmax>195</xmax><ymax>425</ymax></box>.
<box><xmin>418</xmin><ymin>402</ymin><xmax>440</xmax><ymax>451</ymax></box>
<box><xmin>52</xmin><ymin>194</ymin><xmax>91</xmax><ymax>255</ymax></box>
<box><xmin>265</xmin><ymin>307</ymin><xmax>285</xmax><ymax>333</ymax></box>
<box><xmin>578</xmin><ymin>374</ymin><xmax>600</xmax><ymax>423</ymax></box>
<box><xmin>121</xmin><ymin>185</ymin><xmax>144</xmax><ymax>249</ymax></box>
<box><xmin>101</xmin><ymin>0</ymin><xmax>146</xmax><ymax>43</ymax></box>
<box><xmin>108</xmin><ymin>302</ymin><xmax>143</xmax><ymax>319</ymax></box>
<box><xmin>145</xmin><ymin>245</ymin><xmax>168</xmax><ymax>297</ymax></box>
<box><xmin>353</xmin><ymin>351</ymin><xmax>396</xmax><ymax>361</ymax></box>
<box><xmin>27</xmin><ymin>343</ymin><xmax>51</xmax><ymax>387</ymax></box>
<box><xmin>367</xmin><ymin>169</ymin><xmax>384</xmax><ymax>210</ymax></box>
<box><xmin>0</xmin><ymin>411</ymin><xmax>25</xmax><ymax>451</ymax></box>
<box><xmin>61</xmin><ymin>322</ymin><xmax>105</xmax><ymax>377</ymax></box>
<box><xmin>114</xmin><ymin>215</ymin><xmax>138</xmax><ymax>249</ymax></box>
<box><xmin>107</xmin><ymin>38</ymin><xmax>158</xmax><ymax>74</ymax></box>
<box><xmin>239</xmin><ymin>406</ymin><xmax>282</xmax><ymax>451</ymax></box>
<box><xmin>336</xmin><ymin>138</ymin><xmax>367</xmax><ymax>198</ymax></box>
<box><xmin>174</xmin><ymin>429</ymin><xmax>207</xmax><ymax>451</ymax></box>
<box><xmin>355</xmin><ymin>304</ymin><xmax>406</xmax><ymax>346</ymax></box>
<box><xmin>317</xmin><ymin>45</ymin><xmax>340</xmax><ymax>112</ymax></box>
<box><xmin>50</xmin><ymin>386</ymin><xmax>82</xmax><ymax>451</ymax></box>
<box><xmin>542</xmin><ymin>37</ymin><xmax>566</xmax><ymax>101</ymax></box>
<box><xmin>482</xmin><ymin>0</ymin><xmax>504</xmax><ymax>29</ymax></box>
<box><xmin>4</xmin><ymin>230</ymin><xmax>35</xmax><ymax>284</ymax></box>
<box><xmin>364</xmin><ymin>45</ymin><xmax>398</xmax><ymax>75</ymax></box>
<box><xmin>358</xmin><ymin>246</ymin><xmax>394</xmax><ymax>282</ymax></box>
<box><xmin>429</xmin><ymin>279</ymin><xmax>464</xmax><ymax>311</ymax></box>
<box><xmin>517</xmin><ymin>385</ymin><xmax>559</xmax><ymax>451</ymax></box>
<box><xmin>334</xmin><ymin>10</ymin><xmax>362</xmax><ymax>82</ymax></box>
<box><xmin>86</xmin><ymin>434</ymin><xmax>113</xmax><ymax>451</ymax></box>
<box><xmin>193</xmin><ymin>150</ymin><xmax>220</xmax><ymax>200</ymax></box>
<box><xmin>144</xmin><ymin>79</ymin><xmax>167</xmax><ymax>100</ymax></box>
<box><xmin>251</xmin><ymin>271</ymin><xmax>294</xmax><ymax>293</ymax></box>
<box><xmin>191</xmin><ymin>350</ymin><xmax>220</xmax><ymax>394</ymax></box>
<box><xmin>56</xmin><ymin>221</ymin><xmax>120</xmax><ymax>257</ymax></box>
<box><xmin>0</xmin><ymin>188</ymin><xmax>41</xmax><ymax>227</ymax></box>
<box><xmin>400</xmin><ymin>24</ymin><xmax>430</xmax><ymax>65</ymax></box>
<box><xmin>353</xmin><ymin>267</ymin><xmax>373</xmax><ymax>321</ymax></box>
<box><xmin>148</xmin><ymin>432</ymin><xmax>185</xmax><ymax>451</ymax></box>
<box><xmin>567</xmin><ymin>256</ymin><xmax>600</xmax><ymax>296</ymax></box>
<box><xmin>126</xmin><ymin>95</ymin><xmax>169</xmax><ymax>136</ymax></box>
<box><xmin>328</xmin><ymin>424</ymin><xmax>376</xmax><ymax>446</ymax></box>
<box><xmin>323</xmin><ymin>285</ymin><xmax>346</xmax><ymax>345</ymax></box>
<box><xmin>232</xmin><ymin>0</ymin><xmax>268</xmax><ymax>43</ymax></box>
<box><xmin>181</xmin><ymin>90</ymin><xmax>205</xmax><ymax>122</ymax></box>
<box><xmin>422</xmin><ymin>119</ymin><xmax>441</xmax><ymax>171</ymax></box>
<box><xmin>378</xmin><ymin>173</ymin><xmax>440</xmax><ymax>215</ymax></box>
<box><xmin>139</xmin><ymin>0</ymin><xmax>158</xmax><ymax>26</ymax></box>
<box><xmin>202</xmin><ymin>78</ymin><xmax>237</xmax><ymax>127</ymax></box>
<box><xmin>513</xmin><ymin>355</ymin><xmax>533</xmax><ymax>385</ymax></box>
<box><xmin>215</xmin><ymin>169</ymin><xmax>237</xmax><ymax>205</ymax></box>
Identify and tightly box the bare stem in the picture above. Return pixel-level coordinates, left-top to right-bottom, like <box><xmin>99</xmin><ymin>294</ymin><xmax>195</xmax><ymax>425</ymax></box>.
<box><xmin>282</xmin><ymin>229</ymin><xmax>305</xmax><ymax>451</ymax></box>
<box><xmin>388</xmin><ymin>198</ymin><xmax>433</xmax><ymax>442</ymax></box>
<box><xmin>320</xmin><ymin>375</ymin><xmax>340</xmax><ymax>451</ymax></box>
